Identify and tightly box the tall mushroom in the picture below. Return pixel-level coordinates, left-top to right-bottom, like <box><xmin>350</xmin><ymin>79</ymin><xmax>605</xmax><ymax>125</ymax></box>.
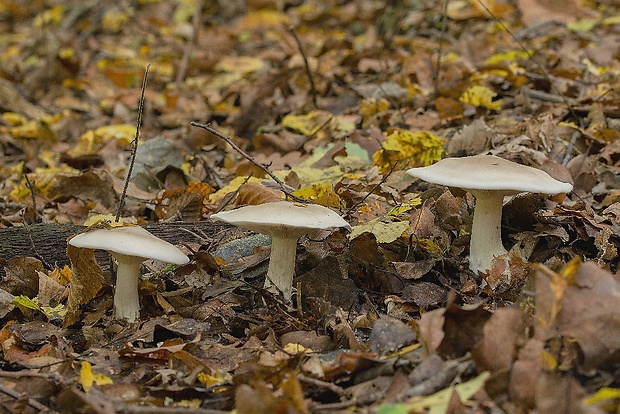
<box><xmin>407</xmin><ymin>155</ymin><xmax>572</xmax><ymax>274</ymax></box>
<box><xmin>211</xmin><ymin>201</ymin><xmax>351</xmax><ymax>302</ymax></box>
<box><xmin>69</xmin><ymin>226</ymin><xmax>189</xmax><ymax>322</ymax></box>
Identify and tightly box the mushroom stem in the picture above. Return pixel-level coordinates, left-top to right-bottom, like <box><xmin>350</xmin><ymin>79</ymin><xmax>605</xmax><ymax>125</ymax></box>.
<box><xmin>111</xmin><ymin>253</ymin><xmax>144</xmax><ymax>322</ymax></box>
<box><xmin>264</xmin><ymin>235</ymin><xmax>299</xmax><ymax>302</ymax></box>
<box><xmin>468</xmin><ymin>190</ymin><xmax>509</xmax><ymax>274</ymax></box>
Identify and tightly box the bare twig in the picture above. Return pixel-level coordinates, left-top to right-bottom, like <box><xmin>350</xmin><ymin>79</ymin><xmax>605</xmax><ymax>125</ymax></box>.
<box><xmin>287</xmin><ymin>26</ymin><xmax>318</xmax><ymax>108</ymax></box>
<box><xmin>298</xmin><ymin>373</ymin><xmax>345</xmax><ymax>395</ymax></box>
<box><xmin>190</xmin><ymin>122</ymin><xmax>307</xmax><ymax>203</ymax></box>
<box><xmin>22</xmin><ymin>167</ymin><xmax>38</xmax><ymax>223</ymax></box>
<box><xmin>175</xmin><ymin>0</ymin><xmax>202</xmax><ymax>86</ymax></box>
<box><xmin>116</xmin><ymin>64</ymin><xmax>150</xmax><ymax>223</ymax></box>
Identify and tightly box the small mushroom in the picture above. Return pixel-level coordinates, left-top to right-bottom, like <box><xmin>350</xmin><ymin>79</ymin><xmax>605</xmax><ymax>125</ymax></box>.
<box><xmin>69</xmin><ymin>226</ymin><xmax>189</xmax><ymax>322</ymax></box>
<box><xmin>211</xmin><ymin>201</ymin><xmax>351</xmax><ymax>302</ymax></box>
<box><xmin>407</xmin><ymin>155</ymin><xmax>572</xmax><ymax>274</ymax></box>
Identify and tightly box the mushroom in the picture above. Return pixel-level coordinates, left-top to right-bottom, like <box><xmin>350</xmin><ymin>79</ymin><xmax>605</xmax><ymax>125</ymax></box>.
<box><xmin>69</xmin><ymin>226</ymin><xmax>189</xmax><ymax>322</ymax></box>
<box><xmin>407</xmin><ymin>155</ymin><xmax>572</xmax><ymax>274</ymax></box>
<box><xmin>211</xmin><ymin>201</ymin><xmax>351</xmax><ymax>302</ymax></box>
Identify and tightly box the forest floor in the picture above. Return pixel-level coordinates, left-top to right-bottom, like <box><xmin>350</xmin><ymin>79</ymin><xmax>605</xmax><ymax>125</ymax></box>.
<box><xmin>0</xmin><ymin>0</ymin><xmax>619</xmax><ymax>413</ymax></box>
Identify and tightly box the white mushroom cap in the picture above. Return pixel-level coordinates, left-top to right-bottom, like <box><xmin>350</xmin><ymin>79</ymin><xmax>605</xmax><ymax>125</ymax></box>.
<box><xmin>211</xmin><ymin>201</ymin><xmax>352</xmax><ymax>237</ymax></box>
<box><xmin>69</xmin><ymin>226</ymin><xmax>189</xmax><ymax>265</ymax></box>
<box><xmin>69</xmin><ymin>226</ymin><xmax>188</xmax><ymax>322</ymax></box>
<box><xmin>406</xmin><ymin>154</ymin><xmax>573</xmax><ymax>195</ymax></box>
<box><xmin>211</xmin><ymin>201</ymin><xmax>350</xmax><ymax>301</ymax></box>
<box><xmin>407</xmin><ymin>155</ymin><xmax>572</xmax><ymax>277</ymax></box>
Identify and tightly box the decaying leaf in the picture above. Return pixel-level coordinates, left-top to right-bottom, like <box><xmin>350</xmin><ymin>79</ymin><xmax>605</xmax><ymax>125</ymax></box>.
<box><xmin>64</xmin><ymin>243</ymin><xmax>106</xmax><ymax>327</ymax></box>
<box><xmin>349</xmin><ymin>217</ymin><xmax>410</xmax><ymax>244</ymax></box>
<box><xmin>372</xmin><ymin>129</ymin><xmax>444</xmax><ymax>173</ymax></box>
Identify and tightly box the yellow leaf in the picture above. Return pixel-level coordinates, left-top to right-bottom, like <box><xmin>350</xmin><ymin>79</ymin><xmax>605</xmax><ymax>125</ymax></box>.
<box><xmin>349</xmin><ymin>218</ymin><xmax>410</xmax><ymax>244</ymax></box>
<box><xmin>283</xmin><ymin>343</ymin><xmax>313</xmax><ymax>354</ymax></box>
<box><xmin>68</xmin><ymin>124</ymin><xmax>135</xmax><ymax>157</ymax></box>
<box><xmin>359</xmin><ymin>98</ymin><xmax>390</xmax><ymax>118</ymax></box>
<box><xmin>584</xmin><ymin>387</ymin><xmax>620</xmax><ymax>405</ymax></box>
<box><xmin>49</xmin><ymin>265</ymin><xmax>72</xmax><ymax>286</ymax></box>
<box><xmin>33</xmin><ymin>5</ymin><xmax>65</xmax><ymax>27</ymax></box>
<box><xmin>2</xmin><ymin>112</ymin><xmax>27</xmax><ymax>126</ymax></box>
<box><xmin>372</xmin><ymin>129</ymin><xmax>444</xmax><ymax>173</ymax></box>
<box><xmin>9</xmin><ymin>165</ymin><xmax>80</xmax><ymax>202</ymax></box>
<box><xmin>102</xmin><ymin>8</ymin><xmax>133</xmax><ymax>33</ymax></box>
<box><xmin>387</xmin><ymin>198</ymin><xmax>422</xmax><ymax>216</ymax></box>
<box><xmin>292</xmin><ymin>182</ymin><xmax>342</xmax><ymax>208</ymax></box>
<box><xmin>560</xmin><ymin>256</ymin><xmax>581</xmax><ymax>284</ymax></box>
<box><xmin>81</xmin><ymin>361</ymin><xmax>94</xmax><ymax>393</ymax></box>
<box><xmin>41</xmin><ymin>304</ymin><xmax>66</xmax><ymax>319</ymax></box>
<box><xmin>541</xmin><ymin>350</ymin><xmax>558</xmax><ymax>371</ymax></box>
<box><xmin>414</xmin><ymin>238</ymin><xmax>444</xmax><ymax>256</ymax></box>
<box><xmin>274</xmin><ymin>166</ymin><xmax>344</xmax><ymax>186</ymax></box>
<box><xmin>567</xmin><ymin>18</ymin><xmax>597</xmax><ymax>32</ymax></box>
<box><xmin>282</xmin><ymin>110</ymin><xmax>332</xmax><ymax>136</ymax></box>
<box><xmin>83</xmin><ymin>214</ymin><xmax>128</xmax><ymax>228</ymax></box>
<box><xmin>379</xmin><ymin>371</ymin><xmax>490</xmax><ymax>414</ymax></box>
<box><xmin>93</xmin><ymin>373</ymin><xmax>113</xmax><ymax>386</ymax></box>
<box><xmin>459</xmin><ymin>85</ymin><xmax>502</xmax><ymax>110</ymax></box>
<box><xmin>175</xmin><ymin>399</ymin><xmax>202</xmax><ymax>408</ymax></box>
<box><xmin>485</xmin><ymin>50</ymin><xmax>532</xmax><ymax>64</ymax></box>
<box><xmin>197</xmin><ymin>371</ymin><xmax>232</xmax><ymax>386</ymax></box>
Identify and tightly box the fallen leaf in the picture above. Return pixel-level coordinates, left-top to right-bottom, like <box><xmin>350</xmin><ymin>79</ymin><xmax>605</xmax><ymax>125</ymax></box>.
<box><xmin>372</xmin><ymin>129</ymin><xmax>445</xmax><ymax>173</ymax></box>
<box><xmin>64</xmin><ymin>243</ymin><xmax>106</xmax><ymax>327</ymax></box>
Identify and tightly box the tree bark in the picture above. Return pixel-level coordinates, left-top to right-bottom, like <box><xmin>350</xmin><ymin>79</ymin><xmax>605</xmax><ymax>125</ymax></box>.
<box><xmin>0</xmin><ymin>221</ymin><xmax>244</xmax><ymax>276</ymax></box>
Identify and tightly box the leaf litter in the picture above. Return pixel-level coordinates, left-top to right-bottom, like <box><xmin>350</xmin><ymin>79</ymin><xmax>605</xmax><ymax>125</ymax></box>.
<box><xmin>0</xmin><ymin>0</ymin><xmax>619</xmax><ymax>412</ymax></box>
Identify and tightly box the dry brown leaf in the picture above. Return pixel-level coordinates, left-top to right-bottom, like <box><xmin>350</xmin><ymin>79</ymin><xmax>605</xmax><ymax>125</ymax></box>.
<box><xmin>0</xmin><ymin>256</ymin><xmax>43</xmax><ymax>297</ymax></box>
<box><xmin>37</xmin><ymin>270</ymin><xmax>68</xmax><ymax>307</ymax></box>
<box><xmin>515</xmin><ymin>0</ymin><xmax>593</xmax><ymax>26</ymax></box>
<box><xmin>544</xmin><ymin>261</ymin><xmax>620</xmax><ymax>370</ymax></box>
<box><xmin>64</xmin><ymin>243</ymin><xmax>106</xmax><ymax>328</ymax></box>
<box><xmin>508</xmin><ymin>338</ymin><xmax>544</xmax><ymax>408</ymax></box>
<box><xmin>471</xmin><ymin>307</ymin><xmax>526</xmax><ymax>373</ymax></box>
<box><xmin>235</xmin><ymin>182</ymin><xmax>282</xmax><ymax>206</ymax></box>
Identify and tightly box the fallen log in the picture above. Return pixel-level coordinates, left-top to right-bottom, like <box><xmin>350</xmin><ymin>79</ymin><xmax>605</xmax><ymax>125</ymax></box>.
<box><xmin>0</xmin><ymin>221</ymin><xmax>244</xmax><ymax>276</ymax></box>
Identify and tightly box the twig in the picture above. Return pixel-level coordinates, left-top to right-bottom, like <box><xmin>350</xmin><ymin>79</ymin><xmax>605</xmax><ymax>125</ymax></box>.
<box><xmin>116</xmin><ymin>64</ymin><xmax>150</xmax><ymax>223</ymax></box>
<box><xmin>175</xmin><ymin>0</ymin><xmax>202</xmax><ymax>86</ymax></box>
<box><xmin>0</xmin><ymin>381</ymin><xmax>56</xmax><ymax>413</ymax></box>
<box><xmin>190</xmin><ymin>122</ymin><xmax>306</xmax><ymax>203</ymax></box>
<box><xmin>287</xmin><ymin>26</ymin><xmax>318</xmax><ymax>108</ymax></box>
<box><xmin>344</xmin><ymin>162</ymin><xmax>398</xmax><ymax>217</ymax></box>
<box><xmin>298</xmin><ymin>373</ymin><xmax>345</xmax><ymax>395</ymax></box>
<box><xmin>524</xmin><ymin>87</ymin><xmax>570</xmax><ymax>104</ymax></box>
<box><xmin>22</xmin><ymin>167</ymin><xmax>38</xmax><ymax>223</ymax></box>
<box><xmin>433</xmin><ymin>0</ymin><xmax>450</xmax><ymax>99</ymax></box>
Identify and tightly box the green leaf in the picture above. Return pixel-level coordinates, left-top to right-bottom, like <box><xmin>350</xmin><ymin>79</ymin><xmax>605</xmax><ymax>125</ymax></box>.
<box><xmin>13</xmin><ymin>295</ymin><xmax>41</xmax><ymax>311</ymax></box>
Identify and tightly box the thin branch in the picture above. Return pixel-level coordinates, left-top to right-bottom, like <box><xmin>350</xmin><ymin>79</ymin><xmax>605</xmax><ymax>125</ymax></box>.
<box><xmin>116</xmin><ymin>64</ymin><xmax>150</xmax><ymax>223</ymax></box>
<box><xmin>287</xmin><ymin>26</ymin><xmax>318</xmax><ymax>108</ymax></box>
<box><xmin>22</xmin><ymin>166</ymin><xmax>38</xmax><ymax>223</ymax></box>
<box><xmin>190</xmin><ymin>122</ymin><xmax>307</xmax><ymax>203</ymax></box>
<box><xmin>174</xmin><ymin>0</ymin><xmax>202</xmax><ymax>86</ymax></box>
